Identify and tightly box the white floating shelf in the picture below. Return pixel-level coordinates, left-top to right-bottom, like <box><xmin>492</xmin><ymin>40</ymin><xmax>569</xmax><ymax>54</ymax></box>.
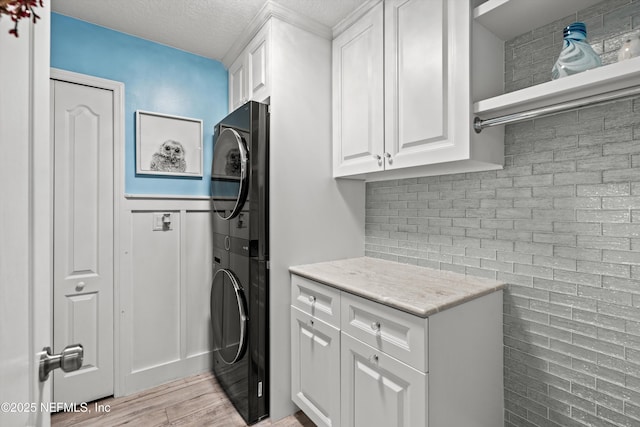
<box><xmin>474</xmin><ymin>56</ymin><xmax>640</xmax><ymax>118</ymax></box>
<box><xmin>474</xmin><ymin>0</ymin><xmax>602</xmax><ymax>41</ymax></box>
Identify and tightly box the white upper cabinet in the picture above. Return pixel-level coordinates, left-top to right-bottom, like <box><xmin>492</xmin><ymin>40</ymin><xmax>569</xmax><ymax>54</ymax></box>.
<box><xmin>333</xmin><ymin>0</ymin><xmax>504</xmax><ymax>181</ymax></box>
<box><xmin>384</xmin><ymin>0</ymin><xmax>446</xmax><ymax>170</ymax></box>
<box><xmin>332</xmin><ymin>2</ymin><xmax>384</xmax><ymax>177</ymax></box>
<box><xmin>228</xmin><ymin>22</ymin><xmax>271</xmax><ymax>112</ymax></box>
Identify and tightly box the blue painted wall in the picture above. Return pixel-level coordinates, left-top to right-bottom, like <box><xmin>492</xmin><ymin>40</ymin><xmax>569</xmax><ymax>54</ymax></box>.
<box><xmin>51</xmin><ymin>13</ymin><xmax>228</xmax><ymax>196</ymax></box>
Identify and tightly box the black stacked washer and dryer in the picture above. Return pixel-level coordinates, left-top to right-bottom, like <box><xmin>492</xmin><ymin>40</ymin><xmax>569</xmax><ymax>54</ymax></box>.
<box><xmin>210</xmin><ymin>101</ymin><xmax>269</xmax><ymax>425</ymax></box>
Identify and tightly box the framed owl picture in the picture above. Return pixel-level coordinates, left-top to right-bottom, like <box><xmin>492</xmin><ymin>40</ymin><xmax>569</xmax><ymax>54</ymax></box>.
<box><xmin>136</xmin><ymin>110</ymin><xmax>203</xmax><ymax>177</ymax></box>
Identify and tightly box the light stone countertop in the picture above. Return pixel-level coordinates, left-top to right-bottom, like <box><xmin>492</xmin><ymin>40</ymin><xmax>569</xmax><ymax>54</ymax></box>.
<box><xmin>289</xmin><ymin>257</ymin><xmax>506</xmax><ymax>318</ymax></box>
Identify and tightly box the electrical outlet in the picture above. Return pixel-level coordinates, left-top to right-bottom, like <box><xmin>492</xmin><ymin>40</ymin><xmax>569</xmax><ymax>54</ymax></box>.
<box><xmin>153</xmin><ymin>213</ymin><xmax>173</xmax><ymax>231</ymax></box>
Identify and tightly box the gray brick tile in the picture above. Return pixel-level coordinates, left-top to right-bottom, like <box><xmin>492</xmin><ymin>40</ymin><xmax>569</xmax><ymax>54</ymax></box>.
<box><xmin>554</xmin><ymin>171</ymin><xmax>602</xmax><ymax>185</ymax></box>
<box><xmin>556</xmin><ymin>118</ymin><xmax>605</xmax><ymax>137</ymax></box>
<box><xmin>603</xmin><ymin>140</ymin><xmax>640</xmax><ymax>155</ymax></box>
<box><xmin>597</xmin><ymin>404</ymin><xmax>640</xmax><ymax>427</ymax></box>
<box><xmin>579</xmin><ymin>128</ymin><xmax>634</xmax><ymax>146</ymax></box>
<box><xmin>578</xmin><ymin>260</ymin><xmax>631</xmax><ymax>278</ymax></box>
<box><xmin>602</xmin><ymin>276</ymin><xmax>640</xmax><ymax>292</ymax></box>
<box><xmin>555</xmin><ymin>246</ymin><xmax>602</xmax><ymax>262</ymax></box>
<box><xmin>574</xmin><ymin>333</ymin><xmax>626</xmax><ymax>358</ymax></box>
<box><xmin>555</xmin><ymin>197</ymin><xmax>602</xmax><ymax>209</ymax></box>
<box><xmin>516</xmin><ymin>241</ymin><xmax>555</xmax><ymax>256</ymax></box>
<box><xmin>534</xmin><ymin>161</ymin><xmax>577</xmax><ymax>175</ymax></box>
<box><xmin>553</xmin><ymin>222</ymin><xmax>602</xmax><ymax>235</ymax></box>
<box><xmin>599</xmin><ymin>301</ymin><xmax>640</xmax><ymax>322</ymax></box>
<box><xmin>604</xmin><ymin>168</ymin><xmax>640</xmax><ymax>182</ymax></box>
<box><xmin>553</xmin><ymin>147</ymin><xmax>602</xmax><ymax>162</ymax></box>
<box><xmin>579</xmin><ymin>235</ymin><xmax>631</xmax><ymax>251</ymax></box>
<box><xmin>555</xmin><ymin>270</ymin><xmax>602</xmax><ymax>286</ymax></box>
<box><xmin>577</xmin><ymin>209</ymin><xmax>631</xmax><ymax>223</ymax></box>
<box><xmin>597</xmin><ymin>353</ymin><xmax>640</xmax><ymax>378</ymax></box>
<box><xmin>499</xmin><ymin>251</ymin><xmax>534</xmax><ymax>265</ymax></box>
<box><xmin>533</xmin><ymin>209</ymin><xmax>576</xmax><ymax>221</ymax></box>
<box><xmin>534</xmin><ymin>255</ymin><xmax>577</xmax><ymax>271</ymax></box>
<box><xmin>578</xmin><ymin>183</ymin><xmax>630</xmax><ymax>196</ymax></box>
<box><xmin>578</xmin><ymin>154</ymin><xmax>630</xmax><ymax>171</ymax></box>
<box><xmin>481</xmin><ymin>198</ymin><xmax>514</xmax><ymax>208</ymax></box>
<box><xmin>515</xmin><ymin>198</ymin><xmax>554</xmax><ymax>208</ymax></box>
<box><xmin>534</xmin><ymin>278</ymin><xmax>577</xmax><ymax>295</ymax></box>
<box><xmin>603</xmin><ymin>249</ymin><xmax>640</xmax><ymax>264</ymax></box>
<box><xmin>597</xmin><ymin>378</ymin><xmax>640</xmax><ymax>403</ymax></box>
<box><xmin>603</xmin><ymin>196</ymin><xmax>640</xmax><ymax>209</ymax></box>
<box><xmin>549</xmin><ymin>363</ymin><xmax>596</xmax><ymax>388</ymax></box>
<box><xmin>576</xmin><ymin>309</ymin><xmax>628</xmax><ymax>332</ymax></box>
<box><xmin>603</xmin><ymin>223</ymin><xmax>640</xmax><ymax>237</ymax></box>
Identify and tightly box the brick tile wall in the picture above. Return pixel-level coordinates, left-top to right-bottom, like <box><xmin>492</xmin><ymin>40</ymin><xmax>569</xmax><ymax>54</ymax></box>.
<box><xmin>365</xmin><ymin>1</ymin><xmax>640</xmax><ymax>425</ymax></box>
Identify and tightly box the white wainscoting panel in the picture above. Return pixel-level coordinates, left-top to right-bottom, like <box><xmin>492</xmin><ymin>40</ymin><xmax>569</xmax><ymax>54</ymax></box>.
<box><xmin>119</xmin><ymin>197</ymin><xmax>213</xmax><ymax>395</ymax></box>
<box><xmin>131</xmin><ymin>210</ymin><xmax>182</xmax><ymax>372</ymax></box>
<box><xmin>184</xmin><ymin>210</ymin><xmax>214</xmax><ymax>358</ymax></box>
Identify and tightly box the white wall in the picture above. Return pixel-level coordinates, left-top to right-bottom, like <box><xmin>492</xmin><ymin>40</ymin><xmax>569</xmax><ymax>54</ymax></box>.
<box><xmin>118</xmin><ymin>196</ymin><xmax>213</xmax><ymax>395</ymax></box>
<box><xmin>268</xmin><ymin>18</ymin><xmax>366</xmax><ymax>420</ymax></box>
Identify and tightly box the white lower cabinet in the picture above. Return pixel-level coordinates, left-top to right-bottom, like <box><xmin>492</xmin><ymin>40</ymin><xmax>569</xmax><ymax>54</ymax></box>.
<box><xmin>290</xmin><ymin>273</ymin><xmax>503</xmax><ymax>427</ymax></box>
<box><xmin>341</xmin><ymin>333</ymin><xmax>426</xmax><ymax>427</ymax></box>
<box><xmin>291</xmin><ymin>307</ymin><xmax>341</xmax><ymax>427</ymax></box>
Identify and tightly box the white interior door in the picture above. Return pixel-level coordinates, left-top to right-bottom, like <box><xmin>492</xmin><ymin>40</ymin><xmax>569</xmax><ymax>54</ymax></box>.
<box><xmin>52</xmin><ymin>79</ymin><xmax>114</xmax><ymax>403</ymax></box>
<box><xmin>0</xmin><ymin>6</ymin><xmax>51</xmax><ymax>427</ymax></box>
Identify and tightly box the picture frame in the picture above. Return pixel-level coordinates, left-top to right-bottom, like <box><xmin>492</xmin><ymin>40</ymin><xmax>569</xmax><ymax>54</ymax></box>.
<box><xmin>136</xmin><ymin>110</ymin><xmax>203</xmax><ymax>177</ymax></box>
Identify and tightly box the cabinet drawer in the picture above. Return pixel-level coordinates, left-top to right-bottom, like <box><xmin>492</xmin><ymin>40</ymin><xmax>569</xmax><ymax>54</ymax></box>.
<box><xmin>291</xmin><ymin>275</ymin><xmax>341</xmax><ymax>327</ymax></box>
<box><xmin>341</xmin><ymin>292</ymin><xmax>428</xmax><ymax>372</ymax></box>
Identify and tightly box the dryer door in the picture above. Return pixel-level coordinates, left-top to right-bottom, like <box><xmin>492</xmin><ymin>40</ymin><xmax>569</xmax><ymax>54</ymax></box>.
<box><xmin>211</xmin><ymin>127</ymin><xmax>249</xmax><ymax>220</ymax></box>
<box><xmin>211</xmin><ymin>268</ymin><xmax>247</xmax><ymax>364</ymax></box>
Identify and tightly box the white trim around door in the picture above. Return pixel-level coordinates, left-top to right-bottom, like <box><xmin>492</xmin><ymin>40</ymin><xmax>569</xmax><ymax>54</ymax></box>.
<box><xmin>50</xmin><ymin>68</ymin><xmax>125</xmax><ymax>397</ymax></box>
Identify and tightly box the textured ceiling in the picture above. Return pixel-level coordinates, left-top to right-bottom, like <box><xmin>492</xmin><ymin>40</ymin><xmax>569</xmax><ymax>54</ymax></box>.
<box><xmin>51</xmin><ymin>0</ymin><xmax>367</xmax><ymax>60</ymax></box>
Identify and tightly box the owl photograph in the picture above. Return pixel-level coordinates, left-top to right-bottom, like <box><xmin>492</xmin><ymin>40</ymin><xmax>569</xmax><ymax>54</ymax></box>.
<box><xmin>150</xmin><ymin>139</ymin><xmax>187</xmax><ymax>172</ymax></box>
<box><xmin>136</xmin><ymin>111</ymin><xmax>203</xmax><ymax>177</ymax></box>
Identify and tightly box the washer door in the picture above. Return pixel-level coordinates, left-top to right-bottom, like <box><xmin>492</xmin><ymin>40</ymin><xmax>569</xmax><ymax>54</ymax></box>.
<box><xmin>211</xmin><ymin>128</ymin><xmax>249</xmax><ymax>220</ymax></box>
<box><xmin>210</xmin><ymin>268</ymin><xmax>247</xmax><ymax>364</ymax></box>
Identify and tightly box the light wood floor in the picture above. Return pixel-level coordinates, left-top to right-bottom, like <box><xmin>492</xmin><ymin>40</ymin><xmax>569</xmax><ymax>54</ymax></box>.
<box><xmin>51</xmin><ymin>372</ymin><xmax>314</xmax><ymax>427</ymax></box>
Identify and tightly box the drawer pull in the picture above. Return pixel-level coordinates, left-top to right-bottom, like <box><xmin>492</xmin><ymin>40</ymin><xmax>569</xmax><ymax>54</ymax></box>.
<box><xmin>368</xmin><ymin>354</ymin><xmax>379</xmax><ymax>363</ymax></box>
<box><xmin>308</xmin><ymin>295</ymin><xmax>316</xmax><ymax>304</ymax></box>
<box><xmin>371</xmin><ymin>321</ymin><xmax>381</xmax><ymax>331</ymax></box>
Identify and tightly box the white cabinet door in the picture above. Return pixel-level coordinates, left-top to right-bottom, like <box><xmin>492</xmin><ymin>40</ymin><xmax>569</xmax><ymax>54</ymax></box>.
<box><xmin>291</xmin><ymin>307</ymin><xmax>341</xmax><ymax>427</ymax></box>
<box><xmin>384</xmin><ymin>0</ymin><xmax>468</xmax><ymax>170</ymax></box>
<box><xmin>229</xmin><ymin>55</ymin><xmax>246</xmax><ymax>111</ymax></box>
<box><xmin>247</xmin><ymin>24</ymin><xmax>270</xmax><ymax>104</ymax></box>
<box><xmin>341</xmin><ymin>333</ymin><xmax>426</xmax><ymax>427</ymax></box>
<box><xmin>385</xmin><ymin>0</ymin><xmax>470</xmax><ymax>169</ymax></box>
<box><xmin>332</xmin><ymin>2</ymin><xmax>384</xmax><ymax>177</ymax></box>
<box><xmin>228</xmin><ymin>23</ymin><xmax>270</xmax><ymax>112</ymax></box>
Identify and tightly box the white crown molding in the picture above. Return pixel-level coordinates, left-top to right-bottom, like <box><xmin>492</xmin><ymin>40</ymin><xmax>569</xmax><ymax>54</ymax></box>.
<box><xmin>222</xmin><ymin>0</ymin><xmax>332</xmax><ymax>68</ymax></box>
<box><xmin>332</xmin><ymin>0</ymin><xmax>381</xmax><ymax>38</ymax></box>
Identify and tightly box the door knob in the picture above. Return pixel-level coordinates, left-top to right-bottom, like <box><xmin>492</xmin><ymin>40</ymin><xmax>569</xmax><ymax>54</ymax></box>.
<box><xmin>39</xmin><ymin>344</ymin><xmax>84</xmax><ymax>382</ymax></box>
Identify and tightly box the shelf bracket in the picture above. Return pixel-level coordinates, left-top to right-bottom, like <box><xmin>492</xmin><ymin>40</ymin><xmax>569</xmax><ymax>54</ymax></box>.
<box><xmin>473</xmin><ymin>85</ymin><xmax>640</xmax><ymax>133</ymax></box>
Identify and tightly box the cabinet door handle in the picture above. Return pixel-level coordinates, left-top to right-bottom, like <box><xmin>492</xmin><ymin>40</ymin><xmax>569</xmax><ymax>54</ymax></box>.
<box><xmin>371</xmin><ymin>321</ymin><xmax>381</xmax><ymax>331</ymax></box>
<box><xmin>372</xmin><ymin>154</ymin><xmax>382</xmax><ymax>165</ymax></box>
<box><xmin>368</xmin><ymin>354</ymin><xmax>379</xmax><ymax>363</ymax></box>
<box><xmin>384</xmin><ymin>152</ymin><xmax>393</xmax><ymax>164</ymax></box>
<box><xmin>308</xmin><ymin>295</ymin><xmax>316</xmax><ymax>304</ymax></box>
